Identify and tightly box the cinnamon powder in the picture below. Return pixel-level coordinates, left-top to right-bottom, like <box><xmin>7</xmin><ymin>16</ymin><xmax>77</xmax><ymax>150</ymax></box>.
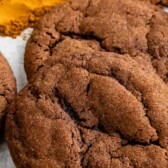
<box><xmin>0</xmin><ymin>0</ymin><xmax>66</xmax><ymax>37</ymax></box>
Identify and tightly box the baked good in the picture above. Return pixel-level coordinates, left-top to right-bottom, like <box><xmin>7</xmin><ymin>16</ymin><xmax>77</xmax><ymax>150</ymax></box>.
<box><xmin>0</xmin><ymin>52</ymin><xmax>16</xmax><ymax>132</ymax></box>
<box><xmin>7</xmin><ymin>46</ymin><xmax>168</xmax><ymax>167</ymax></box>
<box><xmin>18</xmin><ymin>1</ymin><xmax>168</xmax><ymax>166</ymax></box>
<box><xmin>25</xmin><ymin>0</ymin><xmax>168</xmax><ymax>83</ymax></box>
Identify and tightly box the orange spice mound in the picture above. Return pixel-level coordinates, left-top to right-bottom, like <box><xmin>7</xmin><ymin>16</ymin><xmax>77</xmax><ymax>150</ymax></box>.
<box><xmin>0</xmin><ymin>0</ymin><xmax>66</xmax><ymax>37</ymax></box>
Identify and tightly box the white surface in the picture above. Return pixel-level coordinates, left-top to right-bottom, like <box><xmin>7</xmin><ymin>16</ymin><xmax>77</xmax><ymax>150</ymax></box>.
<box><xmin>0</xmin><ymin>28</ymin><xmax>33</xmax><ymax>168</ymax></box>
<box><xmin>164</xmin><ymin>7</ymin><xmax>168</xmax><ymax>13</ymax></box>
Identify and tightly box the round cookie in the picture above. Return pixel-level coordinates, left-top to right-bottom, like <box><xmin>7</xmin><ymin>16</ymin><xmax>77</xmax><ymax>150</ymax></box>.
<box><xmin>0</xmin><ymin>52</ymin><xmax>16</xmax><ymax>132</ymax></box>
<box><xmin>7</xmin><ymin>48</ymin><xmax>168</xmax><ymax>167</ymax></box>
<box><xmin>25</xmin><ymin>0</ymin><xmax>168</xmax><ymax>82</ymax></box>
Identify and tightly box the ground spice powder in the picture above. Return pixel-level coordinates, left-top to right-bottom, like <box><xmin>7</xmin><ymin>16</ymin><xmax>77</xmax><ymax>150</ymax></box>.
<box><xmin>0</xmin><ymin>0</ymin><xmax>66</xmax><ymax>37</ymax></box>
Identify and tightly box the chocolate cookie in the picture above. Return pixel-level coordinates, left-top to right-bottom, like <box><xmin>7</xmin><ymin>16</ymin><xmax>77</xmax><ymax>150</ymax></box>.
<box><xmin>25</xmin><ymin>0</ymin><xmax>168</xmax><ymax>83</ymax></box>
<box><xmin>0</xmin><ymin>52</ymin><xmax>16</xmax><ymax>132</ymax></box>
<box><xmin>7</xmin><ymin>47</ymin><xmax>168</xmax><ymax>167</ymax></box>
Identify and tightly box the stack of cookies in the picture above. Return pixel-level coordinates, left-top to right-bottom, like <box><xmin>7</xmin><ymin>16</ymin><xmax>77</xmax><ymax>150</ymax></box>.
<box><xmin>2</xmin><ymin>0</ymin><xmax>168</xmax><ymax>167</ymax></box>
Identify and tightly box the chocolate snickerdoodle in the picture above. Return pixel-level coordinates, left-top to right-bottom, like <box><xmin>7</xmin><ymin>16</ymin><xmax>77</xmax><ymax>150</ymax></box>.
<box><xmin>13</xmin><ymin>0</ymin><xmax>168</xmax><ymax>167</ymax></box>
<box><xmin>0</xmin><ymin>52</ymin><xmax>16</xmax><ymax>133</ymax></box>
<box><xmin>25</xmin><ymin>0</ymin><xmax>168</xmax><ymax>83</ymax></box>
<box><xmin>7</xmin><ymin>45</ymin><xmax>168</xmax><ymax>167</ymax></box>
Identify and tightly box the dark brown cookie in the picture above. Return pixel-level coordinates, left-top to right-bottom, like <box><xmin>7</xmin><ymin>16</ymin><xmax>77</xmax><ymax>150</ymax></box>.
<box><xmin>25</xmin><ymin>0</ymin><xmax>168</xmax><ymax>83</ymax></box>
<box><xmin>7</xmin><ymin>47</ymin><xmax>168</xmax><ymax>167</ymax></box>
<box><xmin>0</xmin><ymin>52</ymin><xmax>16</xmax><ymax>133</ymax></box>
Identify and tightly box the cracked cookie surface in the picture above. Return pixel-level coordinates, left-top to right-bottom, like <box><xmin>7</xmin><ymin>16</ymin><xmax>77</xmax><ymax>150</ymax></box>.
<box><xmin>0</xmin><ymin>52</ymin><xmax>16</xmax><ymax>133</ymax></box>
<box><xmin>7</xmin><ymin>47</ymin><xmax>168</xmax><ymax>167</ymax></box>
<box><xmin>25</xmin><ymin>0</ymin><xmax>168</xmax><ymax>82</ymax></box>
